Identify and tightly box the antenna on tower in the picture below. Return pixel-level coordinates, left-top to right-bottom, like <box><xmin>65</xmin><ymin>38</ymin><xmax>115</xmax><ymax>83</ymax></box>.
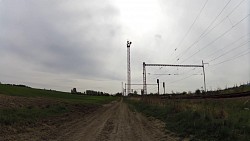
<box><xmin>127</xmin><ymin>40</ymin><xmax>132</xmax><ymax>95</ymax></box>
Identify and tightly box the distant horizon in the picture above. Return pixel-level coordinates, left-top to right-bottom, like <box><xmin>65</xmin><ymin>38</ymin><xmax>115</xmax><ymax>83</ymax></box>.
<box><xmin>1</xmin><ymin>80</ymin><xmax>249</xmax><ymax>95</ymax></box>
<box><xmin>0</xmin><ymin>82</ymin><xmax>114</xmax><ymax>94</ymax></box>
<box><xmin>1</xmin><ymin>0</ymin><xmax>249</xmax><ymax>94</ymax></box>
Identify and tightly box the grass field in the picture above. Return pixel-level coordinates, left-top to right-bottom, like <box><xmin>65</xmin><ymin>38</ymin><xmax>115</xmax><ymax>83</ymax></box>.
<box><xmin>0</xmin><ymin>84</ymin><xmax>117</xmax><ymax>125</ymax></box>
<box><xmin>0</xmin><ymin>84</ymin><xmax>116</xmax><ymax>104</ymax></box>
<box><xmin>221</xmin><ymin>85</ymin><xmax>250</xmax><ymax>94</ymax></box>
<box><xmin>126</xmin><ymin>96</ymin><xmax>250</xmax><ymax>141</ymax></box>
<box><xmin>1</xmin><ymin>105</ymin><xmax>68</xmax><ymax>125</ymax></box>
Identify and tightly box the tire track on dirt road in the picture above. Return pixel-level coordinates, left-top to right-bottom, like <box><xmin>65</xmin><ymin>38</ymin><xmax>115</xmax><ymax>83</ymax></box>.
<box><xmin>53</xmin><ymin>99</ymin><xmax>182</xmax><ymax>141</ymax></box>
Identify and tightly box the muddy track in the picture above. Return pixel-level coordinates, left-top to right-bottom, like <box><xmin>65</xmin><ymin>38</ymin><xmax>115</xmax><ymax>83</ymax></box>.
<box><xmin>53</xmin><ymin>99</ymin><xmax>179</xmax><ymax>141</ymax></box>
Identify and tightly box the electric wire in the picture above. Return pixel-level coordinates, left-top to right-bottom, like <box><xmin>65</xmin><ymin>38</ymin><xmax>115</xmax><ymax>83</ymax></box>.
<box><xmin>200</xmin><ymin>0</ymin><xmax>247</xmax><ymax>39</ymax></box>
<box><xmin>163</xmin><ymin>67</ymin><xmax>202</xmax><ymax>85</ymax></box>
<box><xmin>206</xmin><ymin>48</ymin><xmax>250</xmax><ymax>73</ymax></box>
<box><xmin>169</xmin><ymin>0</ymin><xmax>209</xmax><ymax>61</ymax></box>
<box><xmin>173</xmin><ymin>0</ymin><xmax>247</xmax><ymax>63</ymax></box>
<box><xmin>173</xmin><ymin>0</ymin><xmax>232</xmax><ymax>62</ymax></box>
<box><xmin>198</xmin><ymin>0</ymin><xmax>232</xmax><ymax>39</ymax></box>
<box><xmin>181</xmin><ymin>14</ymin><xmax>250</xmax><ymax>63</ymax></box>
<box><xmin>145</xmin><ymin>1</ymin><xmax>248</xmax><ymax>92</ymax></box>
<box><xmin>205</xmin><ymin>33</ymin><xmax>250</xmax><ymax>59</ymax></box>
<box><xmin>208</xmin><ymin>40</ymin><xmax>250</xmax><ymax>63</ymax></box>
<box><xmin>165</xmin><ymin>72</ymin><xmax>200</xmax><ymax>86</ymax></box>
<box><xmin>210</xmin><ymin>50</ymin><xmax>250</xmax><ymax>67</ymax></box>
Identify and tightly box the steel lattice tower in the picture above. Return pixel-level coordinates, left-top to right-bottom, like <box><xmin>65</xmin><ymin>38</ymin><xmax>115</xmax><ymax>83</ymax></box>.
<box><xmin>127</xmin><ymin>41</ymin><xmax>132</xmax><ymax>95</ymax></box>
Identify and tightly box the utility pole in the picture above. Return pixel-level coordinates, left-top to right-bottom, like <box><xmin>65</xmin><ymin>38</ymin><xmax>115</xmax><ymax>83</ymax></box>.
<box><xmin>122</xmin><ymin>82</ymin><xmax>124</xmax><ymax>96</ymax></box>
<box><xmin>143</xmin><ymin>62</ymin><xmax>147</xmax><ymax>95</ymax></box>
<box><xmin>127</xmin><ymin>41</ymin><xmax>132</xmax><ymax>95</ymax></box>
<box><xmin>202</xmin><ymin>60</ymin><xmax>208</xmax><ymax>93</ymax></box>
<box><xmin>125</xmin><ymin>83</ymin><xmax>126</xmax><ymax>96</ymax></box>
<box><xmin>163</xmin><ymin>82</ymin><xmax>165</xmax><ymax>95</ymax></box>
<box><xmin>157</xmin><ymin>79</ymin><xmax>159</xmax><ymax>95</ymax></box>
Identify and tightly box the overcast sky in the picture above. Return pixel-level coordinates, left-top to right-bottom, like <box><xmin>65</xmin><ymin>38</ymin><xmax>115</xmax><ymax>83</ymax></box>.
<box><xmin>0</xmin><ymin>0</ymin><xmax>249</xmax><ymax>94</ymax></box>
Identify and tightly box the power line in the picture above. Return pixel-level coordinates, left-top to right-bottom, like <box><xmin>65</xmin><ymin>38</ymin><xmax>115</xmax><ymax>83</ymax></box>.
<box><xmin>200</xmin><ymin>0</ymin><xmax>247</xmax><ymax>39</ymax></box>
<box><xmin>211</xmin><ymin>50</ymin><xmax>250</xmax><ymax>66</ymax></box>
<box><xmin>150</xmin><ymin>64</ymin><xmax>201</xmax><ymax>83</ymax></box>
<box><xmin>174</xmin><ymin>0</ymin><xmax>232</xmax><ymax>62</ymax></box>
<box><xmin>147</xmin><ymin>66</ymin><xmax>167</xmax><ymax>80</ymax></box>
<box><xmin>149</xmin><ymin>73</ymin><xmax>179</xmax><ymax>76</ymax></box>
<box><xmin>165</xmin><ymin>71</ymin><xmax>201</xmax><ymax>86</ymax></box>
<box><xmin>181</xmin><ymin>14</ymin><xmax>250</xmax><ymax>63</ymax></box>
<box><xmin>206</xmin><ymin>48</ymin><xmax>250</xmax><ymax>73</ymax></box>
<box><xmin>163</xmin><ymin>67</ymin><xmax>202</xmax><ymax>85</ymax></box>
<box><xmin>169</xmin><ymin>0</ymin><xmax>209</xmax><ymax>61</ymax></box>
<box><xmin>198</xmin><ymin>0</ymin><xmax>232</xmax><ymax>39</ymax></box>
<box><xmin>177</xmin><ymin>67</ymin><xmax>197</xmax><ymax>75</ymax></box>
<box><xmin>143</xmin><ymin>62</ymin><xmax>205</xmax><ymax>94</ymax></box>
<box><xmin>205</xmin><ymin>33</ymin><xmax>250</xmax><ymax>59</ymax></box>
<box><xmin>151</xmin><ymin>68</ymin><xmax>197</xmax><ymax>87</ymax></box>
<box><xmin>208</xmin><ymin>40</ymin><xmax>249</xmax><ymax>63</ymax></box>
<box><xmin>174</xmin><ymin>0</ymin><xmax>247</xmax><ymax>63</ymax></box>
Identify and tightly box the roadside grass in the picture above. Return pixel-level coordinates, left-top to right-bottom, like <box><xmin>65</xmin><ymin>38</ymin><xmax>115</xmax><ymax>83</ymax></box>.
<box><xmin>0</xmin><ymin>84</ymin><xmax>117</xmax><ymax>125</ymax></box>
<box><xmin>219</xmin><ymin>85</ymin><xmax>250</xmax><ymax>94</ymax></box>
<box><xmin>126</xmin><ymin>97</ymin><xmax>250</xmax><ymax>141</ymax></box>
<box><xmin>0</xmin><ymin>84</ymin><xmax>116</xmax><ymax>105</ymax></box>
<box><xmin>0</xmin><ymin>105</ymin><xmax>68</xmax><ymax>125</ymax></box>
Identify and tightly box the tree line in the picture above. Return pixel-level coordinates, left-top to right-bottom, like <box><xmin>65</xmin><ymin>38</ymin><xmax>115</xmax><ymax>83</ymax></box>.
<box><xmin>71</xmin><ymin>88</ymin><xmax>110</xmax><ymax>96</ymax></box>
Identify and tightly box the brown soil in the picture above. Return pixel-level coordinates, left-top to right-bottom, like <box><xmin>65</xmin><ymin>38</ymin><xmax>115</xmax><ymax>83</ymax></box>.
<box><xmin>0</xmin><ymin>95</ymin><xmax>185</xmax><ymax>141</ymax></box>
<box><xmin>52</xmin><ymin>99</ymin><xmax>183</xmax><ymax>141</ymax></box>
<box><xmin>0</xmin><ymin>94</ymin><xmax>61</xmax><ymax>109</ymax></box>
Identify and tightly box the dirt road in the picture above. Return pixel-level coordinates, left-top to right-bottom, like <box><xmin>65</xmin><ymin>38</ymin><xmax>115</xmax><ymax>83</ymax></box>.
<box><xmin>53</xmin><ymin>99</ymin><xmax>178</xmax><ymax>141</ymax></box>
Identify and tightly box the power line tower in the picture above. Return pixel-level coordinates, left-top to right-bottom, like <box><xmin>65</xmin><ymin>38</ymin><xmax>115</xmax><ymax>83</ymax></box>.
<box><xmin>142</xmin><ymin>62</ymin><xmax>206</xmax><ymax>95</ymax></box>
<box><xmin>127</xmin><ymin>40</ymin><xmax>132</xmax><ymax>95</ymax></box>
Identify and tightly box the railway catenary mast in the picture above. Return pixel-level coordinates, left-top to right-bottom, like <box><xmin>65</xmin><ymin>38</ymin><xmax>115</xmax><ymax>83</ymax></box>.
<box><xmin>142</xmin><ymin>62</ymin><xmax>206</xmax><ymax>95</ymax></box>
<box><xmin>127</xmin><ymin>40</ymin><xmax>132</xmax><ymax>95</ymax></box>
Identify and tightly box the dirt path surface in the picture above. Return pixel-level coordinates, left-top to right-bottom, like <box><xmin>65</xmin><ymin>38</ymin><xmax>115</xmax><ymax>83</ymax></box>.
<box><xmin>1</xmin><ymin>95</ymin><xmax>184</xmax><ymax>141</ymax></box>
<box><xmin>53</xmin><ymin>99</ymin><xmax>179</xmax><ymax>141</ymax></box>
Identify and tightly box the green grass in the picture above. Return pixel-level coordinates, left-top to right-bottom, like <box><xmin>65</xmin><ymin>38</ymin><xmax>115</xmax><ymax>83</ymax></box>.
<box><xmin>221</xmin><ymin>85</ymin><xmax>250</xmax><ymax>94</ymax></box>
<box><xmin>0</xmin><ymin>84</ymin><xmax>116</xmax><ymax>105</ymax></box>
<box><xmin>126</xmin><ymin>97</ymin><xmax>250</xmax><ymax>141</ymax></box>
<box><xmin>0</xmin><ymin>105</ymin><xmax>68</xmax><ymax>125</ymax></box>
<box><xmin>0</xmin><ymin>84</ymin><xmax>117</xmax><ymax>125</ymax></box>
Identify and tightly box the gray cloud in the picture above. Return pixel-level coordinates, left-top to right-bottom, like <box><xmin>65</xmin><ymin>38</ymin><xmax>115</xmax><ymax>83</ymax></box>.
<box><xmin>0</xmin><ymin>0</ymin><xmax>122</xmax><ymax>81</ymax></box>
<box><xmin>0</xmin><ymin>0</ymin><xmax>249</xmax><ymax>93</ymax></box>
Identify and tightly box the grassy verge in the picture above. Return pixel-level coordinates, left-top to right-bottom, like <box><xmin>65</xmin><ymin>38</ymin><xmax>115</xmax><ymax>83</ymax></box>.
<box><xmin>126</xmin><ymin>97</ymin><xmax>250</xmax><ymax>141</ymax></box>
<box><xmin>0</xmin><ymin>105</ymin><xmax>68</xmax><ymax>125</ymax></box>
<box><xmin>0</xmin><ymin>84</ymin><xmax>117</xmax><ymax>126</ymax></box>
<box><xmin>0</xmin><ymin>84</ymin><xmax>116</xmax><ymax>105</ymax></box>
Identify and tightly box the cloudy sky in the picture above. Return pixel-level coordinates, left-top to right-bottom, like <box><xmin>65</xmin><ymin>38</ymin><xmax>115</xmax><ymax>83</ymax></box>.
<box><xmin>0</xmin><ymin>0</ymin><xmax>249</xmax><ymax>94</ymax></box>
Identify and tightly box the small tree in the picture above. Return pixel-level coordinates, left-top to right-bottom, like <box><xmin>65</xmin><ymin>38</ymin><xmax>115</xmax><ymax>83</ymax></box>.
<box><xmin>115</xmin><ymin>93</ymin><xmax>122</xmax><ymax>96</ymax></box>
<box><xmin>195</xmin><ymin>89</ymin><xmax>201</xmax><ymax>95</ymax></box>
<box><xmin>71</xmin><ymin>88</ymin><xmax>77</xmax><ymax>94</ymax></box>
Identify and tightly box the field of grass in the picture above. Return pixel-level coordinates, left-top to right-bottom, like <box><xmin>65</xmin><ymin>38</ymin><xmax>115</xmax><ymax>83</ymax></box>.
<box><xmin>219</xmin><ymin>85</ymin><xmax>250</xmax><ymax>94</ymax></box>
<box><xmin>0</xmin><ymin>84</ymin><xmax>117</xmax><ymax>125</ymax></box>
<box><xmin>126</xmin><ymin>97</ymin><xmax>250</xmax><ymax>141</ymax></box>
<box><xmin>0</xmin><ymin>84</ymin><xmax>116</xmax><ymax>105</ymax></box>
<box><xmin>0</xmin><ymin>105</ymin><xmax>68</xmax><ymax>125</ymax></box>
